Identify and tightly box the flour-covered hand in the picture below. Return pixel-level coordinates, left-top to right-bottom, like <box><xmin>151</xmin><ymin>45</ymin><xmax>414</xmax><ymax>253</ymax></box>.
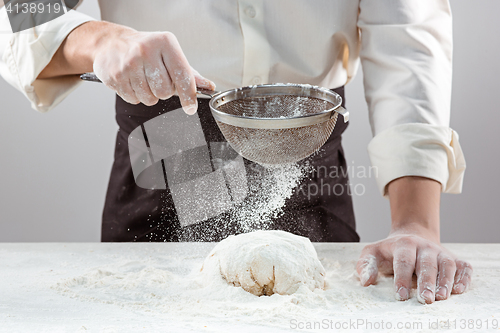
<box><xmin>93</xmin><ymin>27</ymin><xmax>215</xmax><ymax>113</ymax></box>
<box><xmin>356</xmin><ymin>228</ymin><xmax>473</xmax><ymax>304</ymax></box>
<box><xmin>356</xmin><ymin>177</ymin><xmax>473</xmax><ymax>304</ymax></box>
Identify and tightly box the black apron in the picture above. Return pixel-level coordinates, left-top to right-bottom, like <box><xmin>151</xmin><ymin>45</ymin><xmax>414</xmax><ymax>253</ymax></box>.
<box><xmin>102</xmin><ymin>86</ymin><xmax>359</xmax><ymax>243</ymax></box>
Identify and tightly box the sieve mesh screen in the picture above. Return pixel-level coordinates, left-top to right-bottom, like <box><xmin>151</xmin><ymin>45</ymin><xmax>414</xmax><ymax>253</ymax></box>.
<box><xmin>211</xmin><ymin>86</ymin><xmax>342</xmax><ymax>165</ymax></box>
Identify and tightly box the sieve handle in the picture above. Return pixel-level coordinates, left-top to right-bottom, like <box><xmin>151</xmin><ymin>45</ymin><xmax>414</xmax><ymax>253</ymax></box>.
<box><xmin>196</xmin><ymin>88</ymin><xmax>219</xmax><ymax>97</ymax></box>
<box><xmin>334</xmin><ymin>106</ymin><xmax>349</xmax><ymax>123</ymax></box>
<box><xmin>80</xmin><ymin>73</ymin><xmax>218</xmax><ymax>97</ymax></box>
<box><xmin>80</xmin><ymin>72</ymin><xmax>102</xmax><ymax>82</ymax></box>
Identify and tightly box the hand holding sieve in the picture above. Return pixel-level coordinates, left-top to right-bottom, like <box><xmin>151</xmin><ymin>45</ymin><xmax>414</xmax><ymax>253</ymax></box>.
<box><xmin>80</xmin><ymin>73</ymin><xmax>349</xmax><ymax>165</ymax></box>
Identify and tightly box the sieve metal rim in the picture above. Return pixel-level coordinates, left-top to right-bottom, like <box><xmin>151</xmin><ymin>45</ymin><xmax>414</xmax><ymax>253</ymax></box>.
<box><xmin>78</xmin><ymin>74</ymin><xmax>350</xmax><ymax>129</ymax></box>
<box><xmin>208</xmin><ymin>83</ymin><xmax>348</xmax><ymax>129</ymax></box>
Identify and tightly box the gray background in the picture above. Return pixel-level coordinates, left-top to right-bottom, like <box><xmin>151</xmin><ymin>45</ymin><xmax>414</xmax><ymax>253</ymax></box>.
<box><xmin>0</xmin><ymin>0</ymin><xmax>498</xmax><ymax>243</ymax></box>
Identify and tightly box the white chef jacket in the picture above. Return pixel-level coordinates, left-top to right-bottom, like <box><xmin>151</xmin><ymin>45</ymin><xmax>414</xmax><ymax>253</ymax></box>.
<box><xmin>0</xmin><ymin>0</ymin><xmax>466</xmax><ymax>196</ymax></box>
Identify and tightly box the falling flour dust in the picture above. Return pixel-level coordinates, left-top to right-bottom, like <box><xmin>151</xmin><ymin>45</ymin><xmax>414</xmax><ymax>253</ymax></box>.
<box><xmin>174</xmin><ymin>161</ymin><xmax>312</xmax><ymax>241</ymax></box>
<box><xmin>231</xmin><ymin>162</ymin><xmax>309</xmax><ymax>232</ymax></box>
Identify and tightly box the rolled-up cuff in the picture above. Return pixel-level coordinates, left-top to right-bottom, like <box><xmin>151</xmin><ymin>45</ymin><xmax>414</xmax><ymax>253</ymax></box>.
<box><xmin>2</xmin><ymin>9</ymin><xmax>95</xmax><ymax>112</ymax></box>
<box><xmin>367</xmin><ymin>123</ymin><xmax>466</xmax><ymax>197</ymax></box>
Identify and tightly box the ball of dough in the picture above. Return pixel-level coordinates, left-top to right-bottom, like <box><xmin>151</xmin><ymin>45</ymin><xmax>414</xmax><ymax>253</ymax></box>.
<box><xmin>200</xmin><ymin>230</ymin><xmax>325</xmax><ymax>296</ymax></box>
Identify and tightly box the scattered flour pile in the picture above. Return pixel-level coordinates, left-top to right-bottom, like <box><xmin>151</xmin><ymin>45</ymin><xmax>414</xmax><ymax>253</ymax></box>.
<box><xmin>51</xmin><ymin>245</ymin><xmax>365</xmax><ymax>330</ymax></box>
<box><xmin>50</xmin><ymin>242</ymin><xmax>494</xmax><ymax>332</ymax></box>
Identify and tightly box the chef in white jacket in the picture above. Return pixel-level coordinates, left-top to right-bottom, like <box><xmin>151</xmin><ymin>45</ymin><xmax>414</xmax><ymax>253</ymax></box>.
<box><xmin>0</xmin><ymin>0</ymin><xmax>472</xmax><ymax>304</ymax></box>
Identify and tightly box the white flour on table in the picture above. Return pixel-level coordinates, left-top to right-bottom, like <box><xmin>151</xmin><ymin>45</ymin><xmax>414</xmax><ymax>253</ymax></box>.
<box><xmin>51</xmin><ymin>244</ymin><xmax>498</xmax><ymax>332</ymax></box>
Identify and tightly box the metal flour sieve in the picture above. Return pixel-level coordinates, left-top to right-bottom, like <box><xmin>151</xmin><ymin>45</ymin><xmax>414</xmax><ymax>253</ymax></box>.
<box><xmin>200</xmin><ymin>83</ymin><xmax>349</xmax><ymax>165</ymax></box>
<box><xmin>80</xmin><ymin>74</ymin><xmax>348</xmax><ymax>165</ymax></box>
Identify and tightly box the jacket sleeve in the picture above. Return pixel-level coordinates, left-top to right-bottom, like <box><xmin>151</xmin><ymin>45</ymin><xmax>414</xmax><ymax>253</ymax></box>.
<box><xmin>358</xmin><ymin>0</ymin><xmax>465</xmax><ymax>196</ymax></box>
<box><xmin>0</xmin><ymin>5</ymin><xmax>96</xmax><ymax>112</ymax></box>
